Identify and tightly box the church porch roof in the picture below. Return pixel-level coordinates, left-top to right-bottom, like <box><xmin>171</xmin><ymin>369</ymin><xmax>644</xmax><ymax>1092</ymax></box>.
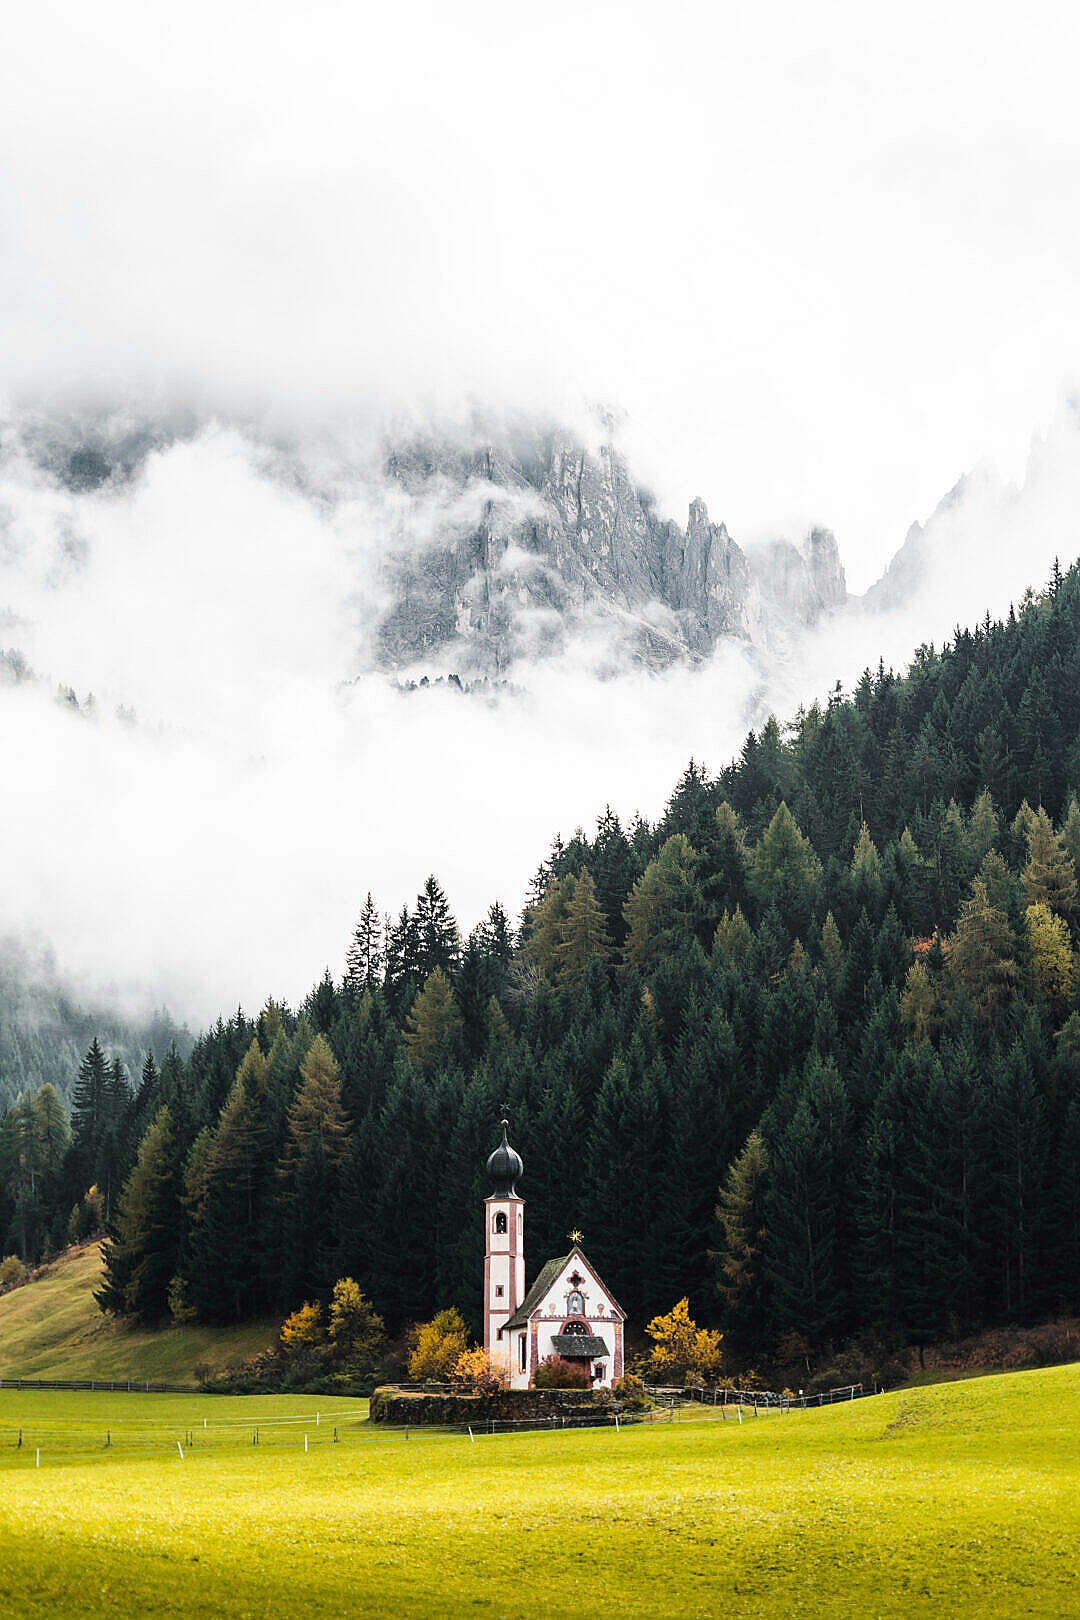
<box><xmin>550</xmin><ymin>1334</ymin><xmax>610</xmax><ymax>1359</ymax></box>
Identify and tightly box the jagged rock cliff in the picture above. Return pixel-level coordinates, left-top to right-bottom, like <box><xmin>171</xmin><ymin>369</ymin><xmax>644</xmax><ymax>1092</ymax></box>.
<box><xmin>0</xmin><ymin>406</ymin><xmax>851</xmax><ymax>678</ymax></box>
<box><xmin>375</xmin><ymin>429</ymin><xmax>846</xmax><ymax>672</ymax></box>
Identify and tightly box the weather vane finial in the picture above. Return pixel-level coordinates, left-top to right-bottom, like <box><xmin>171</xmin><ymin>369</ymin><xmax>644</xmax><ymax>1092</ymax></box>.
<box><xmin>569</xmin><ymin>1228</ymin><xmax>583</xmax><ymax>1245</ymax></box>
<box><xmin>500</xmin><ymin>1101</ymin><xmax>510</xmax><ymax>1131</ymax></box>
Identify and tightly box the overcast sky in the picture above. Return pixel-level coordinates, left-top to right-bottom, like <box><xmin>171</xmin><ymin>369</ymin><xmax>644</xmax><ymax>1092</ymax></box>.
<box><xmin>4</xmin><ymin>1</ymin><xmax>1080</xmax><ymax>584</ymax></box>
<box><xmin>3</xmin><ymin>1</ymin><xmax>1080</xmax><ymax>1023</ymax></box>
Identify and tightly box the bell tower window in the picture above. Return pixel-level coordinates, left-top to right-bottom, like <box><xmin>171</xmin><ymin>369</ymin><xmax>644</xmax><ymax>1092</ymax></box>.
<box><xmin>494</xmin><ymin>1211</ymin><xmax>507</xmax><ymax>1234</ymax></box>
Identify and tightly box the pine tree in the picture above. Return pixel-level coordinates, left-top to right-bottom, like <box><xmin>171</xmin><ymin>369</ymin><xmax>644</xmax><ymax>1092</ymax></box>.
<box><xmin>1021</xmin><ymin>808</ymin><xmax>1077</xmax><ymax>915</ymax></box>
<box><xmin>749</xmin><ymin>803</ymin><xmax>821</xmax><ymax>903</ymax></box>
<box><xmin>556</xmin><ymin>869</ymin><xmax>611</xmax><ymax>984</ymax></box>
<box><xmin>69</xmin><ymin>1038</ymin><xmax>109</xmax><ymax>1191</ymax></box>
<box><xmin>714</xmin><ymin>1130</ymin><xmax>769</xmax><ymax>1352</ymax></box>
<box><xmin>276</xmin><ymin>1034</ymin><xmax>351</xmax><ymax>1309</ymax></box>
<box><xmin>585</xmin><ymin>1043</ymin><xmax>669</xmax><ymax>1326</ymax></box>
<box><xmin>31</xmin><ymin>1085</ymin><xmax>69</xmax><ymax>1198</ymax></box>
<box><xmin>186</xmin><ymin>1075</ymin><xmax>268</xmax><ymax>1323</ymax></box>
<box><xmin>94</xmin><ymin>1059</ymin><xmax>133</xmax><ymax>1223</ymax></box>
<box><xmin>279</xmin><ymin>1035</ymin><xmax>350</xmax><ymax>1180</ymax></box>
<box><xmin>988</xmin><ymin>1032</ymin><xmax>1047</xmax><ymax>1320</ymax></box>
<box><xmin>591</xmin><ymin>807</ymin><xmax>636</xmax><ymax>946</ymax></box>
<box><xmin>623</xmin><ymin>835</ymin><xmax>701</xmax><ymax>972</ymax></box>
<box><xmin>818</xmin><ymin>912</ymin><xmax>845</xmax><ymax>995</ymax></box>
<box><xmin>403</xmin><ymin>969</ymin><xmax>463</xmax><ymax>1072</ymax></box>
<box><xmin>1024</xmin><ymin>903</ymin><xmax>1076</xmax><ymax>1008</ymax></box>
<box><xmin>1059</xmin><ymin>796</ymin><xmax>1080</xmax><ymax>874</ymax></box>
<box><xmin>966</xmin><ymin>788</ymin><xmax>1000</xmax><ymax>864</ymax></box>
<box><xmin>713</xmin><ymin>906</ymin><xmax>752</xmax><ymax>967</ymax></box>
<box><xmin>851</xmin><ymin>822</ymin><xmax>883</xmax><ymax>907</ymax></box>
<box><xmin>97</xmin><ymin>1107</ymin><xmax>181</xmax><ymax>1323</ymax></box>
<box><xmin>899</xmin><ymin>961</ymin><xmax>940</xmax><ymax>1043</ymax></box>
<box><xmin>384</xmin><ymin>907</ymin><xmax>422</xmax><ymax>1009</ymax></box>
<box><xmin>521</xmin><ymin>874</ymin><xmax>578</xmax><ymax>977</ymax></box>
<box><xmin>713</xmin><ymin>801</ymin><xmax>750</xmax><ymax>908</ymax></box>
<box><xmin>345</xmin><ymin>893</ymin><xmax>384</xmax><ymax>995</ymax></box>
<box><xmin>415</xmin><ymin>876</ymin><xmax>461</xmax><ymax>979</ymax></box>
<box><xmin>763</xmin><ymin>1054</ymin><xmax>847</xmax><ymax>1346</ymax></box>
<box><xmin>484</xmin><ymin>998</ymin><xmax>511</xmax><ymax>1052</ymax></box>
<box><xmin>946</xmin><ymin>878</ymin><xmax>1018</xmax><ymax>1024</ymax></box>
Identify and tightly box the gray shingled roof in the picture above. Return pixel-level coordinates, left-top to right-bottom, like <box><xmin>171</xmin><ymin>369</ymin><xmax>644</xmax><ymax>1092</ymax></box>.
<box><xmin>550</xmin><ymin>1334</ymin><xmax>609</xmax><ymax>1358</ymax></box>
<box><xmin>500</xmin><ymin>1254</ymin><xmax>569</xmax><ymax>1334</ymax></box>
<box><xmin>500</xmin><ymin>1246</ymin><xmax>623</xmax><ymax>1335</ymax></box>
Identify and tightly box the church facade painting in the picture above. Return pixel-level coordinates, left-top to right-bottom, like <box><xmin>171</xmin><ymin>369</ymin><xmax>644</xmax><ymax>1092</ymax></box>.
<box><xmin>483</xmin><ymin>1120</ymin><xmax>625</xmax><ymax>1390</ymax></box>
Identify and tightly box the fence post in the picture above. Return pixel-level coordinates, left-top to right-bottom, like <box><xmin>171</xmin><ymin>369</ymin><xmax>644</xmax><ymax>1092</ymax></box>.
<box><xmin>177</xmin><ymin>1441</ymin><xmax>184</xmax><ymax>1460</ymax></box>
<box><xmin>468</xmin><ymin>1427</ymin><xmax>475</xmax><ymax>1442</ymax></box>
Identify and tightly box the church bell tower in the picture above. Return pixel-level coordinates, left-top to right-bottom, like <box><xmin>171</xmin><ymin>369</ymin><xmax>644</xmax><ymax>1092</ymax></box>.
<box><xmin>484</xmin><ymin>1118</ymin><xmax>524</xmax><ymax>1360</ymax></box>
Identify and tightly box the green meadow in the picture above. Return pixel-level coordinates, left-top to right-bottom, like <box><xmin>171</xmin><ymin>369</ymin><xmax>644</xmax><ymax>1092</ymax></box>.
<box><xmin>1</xmin><ymin>1365</ymin><xmax>1078</xmax><ymax>1618</ymax></box>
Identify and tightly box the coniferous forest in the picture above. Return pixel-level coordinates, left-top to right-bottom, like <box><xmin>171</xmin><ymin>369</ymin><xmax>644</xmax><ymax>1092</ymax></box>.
<box><xmin>6</xmin><ymin>561</ymin><xmax>1080</xmax><ymax>1369</ymax></box>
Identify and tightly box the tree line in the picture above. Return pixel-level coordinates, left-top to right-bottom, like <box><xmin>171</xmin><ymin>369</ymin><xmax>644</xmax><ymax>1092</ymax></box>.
<box><xmin>7</xmin><ymin>560</ymin><xmax>1080</xmax><ymax>1371</ymax></box>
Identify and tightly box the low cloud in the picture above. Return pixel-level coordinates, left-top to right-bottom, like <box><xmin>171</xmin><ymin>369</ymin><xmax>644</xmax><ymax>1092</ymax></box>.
<box><xmin>1</xmin><ymin>401</ymin><xmax>1078</xmax><ymax>1027</ymax></box>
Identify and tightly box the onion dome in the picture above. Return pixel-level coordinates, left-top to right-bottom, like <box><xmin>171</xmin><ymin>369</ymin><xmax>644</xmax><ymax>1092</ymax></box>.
<box><xmin>486</xmin><ymin>1118</ymin><xmax>523</xmax><ymax>1198</ymax></box>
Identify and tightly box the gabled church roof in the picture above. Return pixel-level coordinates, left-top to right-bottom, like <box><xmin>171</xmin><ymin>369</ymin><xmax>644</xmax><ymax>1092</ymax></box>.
<box><xmin>499</xmin><ymin>1246</ymin><xmax>624</xmax><ymax>1334</ymax></box>
<box><xmin>500</xmin><ymin>1253</ymin><xmax>569</xmax><ymax>1333</ymax></box>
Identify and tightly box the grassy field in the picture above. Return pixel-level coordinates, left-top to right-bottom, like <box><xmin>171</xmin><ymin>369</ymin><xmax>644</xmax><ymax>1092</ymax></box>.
<box><xmin>0</xmin><ymin>1244</ymin><xmax>274</xmax><ymax>1381</ymax></box>
<box><xmin>0</xmin><ymin>1364</ymin><xmax>1078</xmax><ymax>1617</ymax></box>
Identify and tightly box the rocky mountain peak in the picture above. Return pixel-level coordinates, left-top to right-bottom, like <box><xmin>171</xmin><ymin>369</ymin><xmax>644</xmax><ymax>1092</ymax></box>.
<box><xmin>373</xmin><ymin>427</ymin><xmax>847</xmax><ymax>673</ymax></box>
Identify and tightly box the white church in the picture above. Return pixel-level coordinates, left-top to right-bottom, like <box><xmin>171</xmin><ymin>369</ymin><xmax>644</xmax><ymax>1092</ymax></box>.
<box><xmin>483</xmin><ymin>1120</ymin><xmax>626</xmax><ymax>1389</ymax></box>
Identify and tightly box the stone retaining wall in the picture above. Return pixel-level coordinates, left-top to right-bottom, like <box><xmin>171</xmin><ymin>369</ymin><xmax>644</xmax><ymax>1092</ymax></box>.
<box><xmin>370</xmin><ymin>1385</ymin><xmax>612</xmax><ymax>1425</ymax></box>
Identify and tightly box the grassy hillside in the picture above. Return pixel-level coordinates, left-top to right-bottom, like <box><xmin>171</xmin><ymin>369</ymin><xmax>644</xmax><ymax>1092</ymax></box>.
<box><xmin>0</xmin><ymin>1363</ymin><xmax>1077</xmax><ymax>1616</ymax></box>
<box><xmin>0</xmin><ymin>1244</ymin><xmax>274</xmax><ymax>1382</ymax></box>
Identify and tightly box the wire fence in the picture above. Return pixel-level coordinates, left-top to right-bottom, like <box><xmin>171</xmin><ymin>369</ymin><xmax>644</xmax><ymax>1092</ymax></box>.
<box><xmin>0</xmin><ymin>1377</ymin><xmax>204</xmax><ymax>1395</ymax></box>
<box><xmin>644</xmin><ymin>1383</ymin><xmax>867</xmax><ymax>1410</ymax></box>
<box><xmin>0</xmin><ymin>1381</ymin><xmax>872</xmax><ymax>1469</ymax></box>
<box><xmin>0</xmin><ymin>1402</ymin><xmax>681</xmax><ymax>1468</ymax></box>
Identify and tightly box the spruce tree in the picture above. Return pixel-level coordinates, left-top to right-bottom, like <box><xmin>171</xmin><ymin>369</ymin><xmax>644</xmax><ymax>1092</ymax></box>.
<box><xmin>556</xmin><ymin>869</ymin><xmax>611</xmax><ymax>984</ymax></box>
<box><xmin>763</xmin><ymin>1054</ymin><xmax>847</xmax><ymax>1347</ymax></box>
<box><xmin>345</xmin><ymin>892</ymin><xmax>383</xmax><ymax>995</ymax></box>
<box><xmin>402</xmin><ymin>970</ymin><xmax>463</xmax><ymax>1072</ymax></box>
<box><xmin>69</xmin><ymin>1038</ymin><xmax>109</xmax><ymax>1192</ymax></box>
<box><xmin>97</xmin><ymin>1106</ymin><xmax>181</xmax><ymax>1323</ymax></box>
<box><xmin>1021</xmin><ymin>808</ymin><xmax>1077</xmax><ymax>915</ymax></box>
<box><xmin>714</xmin><ymin>1130</ymin><xmax>770</xmax><ymax>1353</ymax></box>
<box><xmin>415</xmin><ymin>876</ymin><xmax>461</xmax><ymax>979</ymax></box>
<box><xmin>946</xmin><ymin>878</ymin><xmax>1018</xmax><ymax>1024</ymax></box>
